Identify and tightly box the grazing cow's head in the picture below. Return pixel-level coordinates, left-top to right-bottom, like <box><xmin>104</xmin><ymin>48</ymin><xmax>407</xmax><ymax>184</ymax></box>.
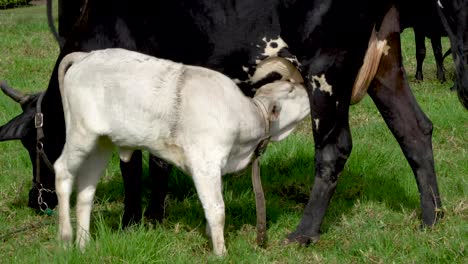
<box><xmin>0</xmin><ymin>82</ymin><xmax>57</xmax><ymax>211</ymax></box>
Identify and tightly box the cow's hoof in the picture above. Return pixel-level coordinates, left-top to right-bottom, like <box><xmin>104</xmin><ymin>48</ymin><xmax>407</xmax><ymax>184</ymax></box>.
<box><xmin>282</xmin><ymin>231</ymin><xmax>320</xmax><ymax>246</ymax></box>
<box><xmin>421</xmin><ymin>208</ymin><xmax>445</xmax><ymax>229</ymax></box>
<box><xmin>122</xmin><ymin>210</ymin><xmax>142</xmax><ymax>229</ymax></box>
<box><xmin>415</xmin><ymin>73</ymin><xmax>423</xmax><ymax>82</ymax></box>
<box><xmin>144</xmin><ymin>207</ymin><xmax>165</xmax><ymax>223</ymax></box>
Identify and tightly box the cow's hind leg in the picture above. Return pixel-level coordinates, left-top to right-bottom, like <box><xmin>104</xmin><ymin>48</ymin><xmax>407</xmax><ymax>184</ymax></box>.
<box><xmin>75</xmin><ymin>137</ymin><xmax>113</xmax><ymax>249</ymax></box>
<box><xmin>368</xmin><ymin>27</ymin><xmax>442</xmax><ymax>226</ymax></box>
<box><xmin>286</xmin><ymin>74</ymin><xmax>353</xmax><ymax>245</ymax></box>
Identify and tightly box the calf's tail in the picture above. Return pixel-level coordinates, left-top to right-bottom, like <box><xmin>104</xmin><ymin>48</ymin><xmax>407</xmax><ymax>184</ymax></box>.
<box><xmin>57</xmin><ymin>52</ymin><xmax>89</xmax><ymax>97</ymax></box>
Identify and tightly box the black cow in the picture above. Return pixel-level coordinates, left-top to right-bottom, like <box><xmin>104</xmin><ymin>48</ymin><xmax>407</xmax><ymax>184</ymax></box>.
<box><xmin>437</xmin><ymin>0</ymin><xmax>468</xmax><ymax>105</ymax></box>
<box><xmin>400</xmin><ymin>0</ymin><xmax>448</xmax><ymax>83</ymax></box>
<box><xmin>2</xmin><ymin>0</ymin><xmax>466</xmax><ymax>245</ymax></box>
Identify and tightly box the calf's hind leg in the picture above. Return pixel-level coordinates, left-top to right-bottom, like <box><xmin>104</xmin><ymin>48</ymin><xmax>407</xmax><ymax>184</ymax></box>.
<box><xmin>75</xmin><ymin>138</ymin><xmax>113</xmax><ymax>249</ymax></box>
<box><xmin>54</xmin><ymin>133</ymin><xmax>104</xmax><ymax>245</ymax></box>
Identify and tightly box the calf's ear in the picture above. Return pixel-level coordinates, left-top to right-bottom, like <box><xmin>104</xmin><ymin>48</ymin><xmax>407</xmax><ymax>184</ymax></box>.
<box><xmin>269</xmin><ymin>103</ymin><xmax>282</xmax><ymax>122</ymax></box>
<box><xmin>0</xmin><ymin>112</ymin><xmax>34</xmax><ymax>142</ymax></box>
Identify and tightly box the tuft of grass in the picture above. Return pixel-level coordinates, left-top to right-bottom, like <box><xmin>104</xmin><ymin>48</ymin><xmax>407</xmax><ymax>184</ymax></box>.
<box><xmin>0</xmin><ymin>3</ymin><xmax>467</xmax><ymax>263</ymax></box>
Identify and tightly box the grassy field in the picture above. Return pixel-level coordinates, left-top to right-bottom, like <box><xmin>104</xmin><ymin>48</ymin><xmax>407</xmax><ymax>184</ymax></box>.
<box><xmin>0</xmin><ymin>3</ymin><xmax>467</xmax><ymax>263</ymax></box>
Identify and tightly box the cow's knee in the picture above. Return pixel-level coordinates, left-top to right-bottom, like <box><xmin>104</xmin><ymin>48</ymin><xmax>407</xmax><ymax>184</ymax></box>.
<box><xmin>316</xmin><ymin>126</ymin><xmax>352</xmax><ymax>182</ymax></box>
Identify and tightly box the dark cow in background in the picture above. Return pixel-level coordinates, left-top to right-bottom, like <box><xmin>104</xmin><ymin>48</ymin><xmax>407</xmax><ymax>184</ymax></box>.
<box><xmin>400</xmin><ymin>0</ymin><xmax>449</xmax><ymax>83</ymax></box>
<box><xmin>400</xmin><ymin>0</ymin><xmax>468</xmax><ymax>91</ymax></box>
<box><xmin>437</xmin><ymin>0</ymin><xmax>468</xmax><ymax>104</ymax></box>
<box><xmin>46</xmin><ymin>0</ymin><xmax>86</xmax><ymax>49</ymax></box>
<box><xmin>2</xmin><ymin>0</ymin><xmax>467</xmax><ymax>245</ymax></box>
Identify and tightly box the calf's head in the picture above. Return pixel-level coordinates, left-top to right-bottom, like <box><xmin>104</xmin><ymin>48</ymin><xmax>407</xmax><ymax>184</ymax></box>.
<box><xmin>0</xmin><ymin>81</ymin><xmax>57</xmax><ymax>211</ymax></box>
<box><xmin>253</xmin><ymin>80</ymin><xmax>310</xmax><ymax>142</ymax></box>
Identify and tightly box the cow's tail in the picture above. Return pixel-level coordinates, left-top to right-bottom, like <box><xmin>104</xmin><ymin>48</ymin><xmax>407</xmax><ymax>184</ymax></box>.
<box><xmin>351</xmin><ymin>27</ymin><xmax>386</xmax><ymax>104</ymax></box>
<box><xmin>58</xmin><ymin>52</ymin><xmax>89</xmax><ymax>97</ymax></box>
<box><xmin>46</xmin><ymin>0</ymin><xmax>64</xmax><ymax>50</ymax></box>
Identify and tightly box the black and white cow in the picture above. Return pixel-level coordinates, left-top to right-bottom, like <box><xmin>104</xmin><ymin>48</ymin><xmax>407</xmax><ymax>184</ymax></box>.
<box><xmin>2</xmin><ymin>0</ymin><xmax>466</xmax><ymax>245</ymax></box>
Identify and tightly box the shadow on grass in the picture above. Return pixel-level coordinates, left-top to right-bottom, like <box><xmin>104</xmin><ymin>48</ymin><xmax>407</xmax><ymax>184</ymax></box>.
<box><xmin>89</xmin><ymin>133</ymin><xmax>422</xmax><ymax>243</ymax></box>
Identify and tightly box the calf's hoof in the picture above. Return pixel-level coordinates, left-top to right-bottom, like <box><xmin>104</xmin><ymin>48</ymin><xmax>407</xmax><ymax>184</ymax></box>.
<box><xmin>282</xmin><ymin>231</ymin><xmax>320</xmax><ymax>246</ymax></box>
<box><xmin>213</xmin><ymin>246</ymin><xmax>227</xmax><ymax>257</ymax></box>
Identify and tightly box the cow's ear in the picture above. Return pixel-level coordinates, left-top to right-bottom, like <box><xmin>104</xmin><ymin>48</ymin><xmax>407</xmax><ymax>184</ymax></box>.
<box><xmin>269</xmin><ymin>103</ymin><xmax>282</xmax><ymax>122</ymax></box>
<box><xmin>0</xmin><ymin>111</ymin><xmax>34</xmax><ymax>142</ymax></box>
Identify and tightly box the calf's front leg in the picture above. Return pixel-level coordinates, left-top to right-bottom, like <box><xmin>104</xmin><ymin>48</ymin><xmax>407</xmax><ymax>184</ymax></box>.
<box><xmin>191</xmin><ymin>165</ymin><xmax>226</xmax><ymax>256</ymax></box>
<box><xmin>120</xmin><ymin>150</ymin><xmax>143</xmax><ymax>227</ymax></box>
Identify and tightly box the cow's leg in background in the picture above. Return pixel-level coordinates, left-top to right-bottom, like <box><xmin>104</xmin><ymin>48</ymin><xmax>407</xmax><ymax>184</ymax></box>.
<box><xmin>415</xmin><ymin>28</ymin><xmax>427</xmax><ymax>81</ymax></box>
<box><xmin>414</xmin><ymin>29</ymin><xmax>446</xmax><ymax>83</ymax></box>
<box><xmin>286</xmin><ymin>73</ymin><xmax>353</xmax><ymax>245</ymax></box>
<box><xmin>121</xmin><ymin>152</ymin><xmax>170</xmax><ymax>227</ymax></box>
<box><xmin>368</xmin><ymin>18</ymin><xmax>442</xmax><ymax>227</ymax></box>
<box><xmin>120</xmin><ymin>150</ymin><xmax>143</xmax><ymax>227</ymax></box>
<box><xmin>430</xmin><ymin>35</ymin><xmax>446</xmax><ymax>82</ymax></box>
<box><xmin>145</xmin><ymin>155</ymin><xmax>170</xmax><ymax>222</ymax></box>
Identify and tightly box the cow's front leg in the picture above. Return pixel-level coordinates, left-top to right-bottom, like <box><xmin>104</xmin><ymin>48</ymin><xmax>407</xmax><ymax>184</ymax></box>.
<box><xmin>191</xmin><ymin>165</ymin><xmax>226</xmax><ymax>256</ymax></box>
<box><xmin>286</xmin><ymin>73</ymin><xmax>353</xmax><ymax>245</ymax></box>
<box><xmin>431</xmin><ymin>36</ymin><xmax>446</xmax><ymax>82</ymax></box>
<box><xmin>414</xmin><ymin>28</ymin><xmax>426</xmax><ymax>81</ymax></box>
<box><xmin>145</xmin><ymin>155</ymin><xmax>170</xmax><ymax>222</ymax></box>
<box><xmin>120</xmin><ymin>150</ymin><xmax>143</xmax><ymax>227</ymax></box>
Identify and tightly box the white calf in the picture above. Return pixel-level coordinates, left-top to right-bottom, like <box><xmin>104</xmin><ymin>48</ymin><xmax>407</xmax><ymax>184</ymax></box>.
<box><xmin>54</xmin><ymin>48</ymin><xmax>310</xmax><ymax>256</ymax></box>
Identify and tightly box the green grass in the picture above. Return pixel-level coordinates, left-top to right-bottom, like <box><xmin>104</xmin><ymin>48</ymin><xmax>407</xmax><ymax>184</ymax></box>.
<box><xmin>0</xmin><ymin>3</ymin><xmax>467</xmax><ymax>263</ymax></box>
<box><xmin>0</xmin><ymin>0</ymin><xmax>31</xmax><ymax>10</ymax></box>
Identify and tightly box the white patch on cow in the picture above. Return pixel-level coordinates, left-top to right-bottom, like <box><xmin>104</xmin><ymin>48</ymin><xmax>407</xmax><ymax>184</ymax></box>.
<box><xmin>285</xmin><ymin>56</ymin><xmax>301</xmax><ymax>67</ymax></box>
<box><xmin>311</xmin><ymin>74</ymin><xmax>333</xmax><ymax>96</ymax></box>
<box><xmin>377</xmin><ymin>39</ymin><xmax>390</xmax><ymax>56</ymax></box>
<box><xmin>242</xmin><ymin>66</ymin><xmax>249</xmax><ymax>73</ymax></box>
<box><xmin>232</xmin><ymin>78</ymin><xmax>242</xmax><ymax>84</ymax></box>
<box><xmin>261</xmin><ymin>36</ymin><xmax>288</xmax><ymax>57</ymax></box>
<box><xmin>437</xmin><ymin>0</ymin><xmax>444</xmax><ymax>8</ymax></box>
<box><xmin>314</xmin><ymin>118</ymin><xmax>320</xmax><ymax>130</ymax></box>
<box><xmin>336</xmin><ymin>101</ymin><xmax>339</xmax><ymax>107</ymax></box>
